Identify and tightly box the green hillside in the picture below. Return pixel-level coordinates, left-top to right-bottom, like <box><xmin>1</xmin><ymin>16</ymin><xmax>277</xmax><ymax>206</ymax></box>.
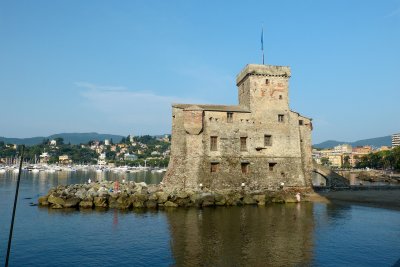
<box><xmin>0</xmin><ymin>132</ymin><xmax>125</xmax><ymax>145</ymax></box>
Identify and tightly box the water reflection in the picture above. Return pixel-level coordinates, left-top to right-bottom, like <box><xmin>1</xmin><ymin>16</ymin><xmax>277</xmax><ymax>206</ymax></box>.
<box><xmin>165</xmin><ymin>204</ymin><xmax>314</xmax><ymax>266</ymax></box>
<box><xmin>0</xmin><ymin>170</ymin><xmax>164</xmax><ymax>195</ymax></box>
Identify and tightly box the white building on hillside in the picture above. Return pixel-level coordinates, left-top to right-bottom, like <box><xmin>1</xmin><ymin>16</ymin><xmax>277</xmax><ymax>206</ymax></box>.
<box><xmin>334</xmin><ymin>144</ymin><xmax>352</xmax><ymax>154</ymax></box>
<box><xmin>393</xmin><ymin>133</ymin><xmax>400</xmax><ymax>147</ymax></box>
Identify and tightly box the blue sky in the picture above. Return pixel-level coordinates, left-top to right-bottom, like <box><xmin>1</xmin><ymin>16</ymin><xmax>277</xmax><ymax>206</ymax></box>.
<box><xmin>1</xmin><ymin>0</ymin><xmax>399</xmax><ymax>143</ymax></box>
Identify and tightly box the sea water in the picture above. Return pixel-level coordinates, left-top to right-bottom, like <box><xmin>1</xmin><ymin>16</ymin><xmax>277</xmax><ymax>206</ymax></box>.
<box><xmin>1</xmin><ymin>171</ymin><xmax>400</xmax><ymax>266</ymax></box>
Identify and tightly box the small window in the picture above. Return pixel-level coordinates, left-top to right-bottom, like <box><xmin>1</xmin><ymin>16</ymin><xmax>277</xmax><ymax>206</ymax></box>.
<box><xmin>299</xmin><ymin>120</ymin><xmax>303</xmax><ymax>125</ymax></box>
<box><xmin>210</xmin><ymin>136</ymin><xmax>218</xmax><ymax>151</ymax></box>
<box><xmin>279</xmin><ymin>95</ymin><xmax>283</xmax><ymax>100</ymax></box>
<box><xmin>264</xmin><ymin>135</ymin><xmax>272</xmax><ymax>146</ymax></box>
<box><xmin>240</xmin><ymin>137</ymin><xmax>247</xmax><ymax>151</ymax></box>
<box><xmin>210</xmin><ymin>163</ymin><xmax>219</xmax><ymax>173</ymax></box>
<box><xmin>227</xmin><ymin>112</ymin><xmax>233</xmax><ymax>123</ymax></box>
<box><xmin>278</xmin><ymin>114</ymin><xmax>284</xmax><ymax>122</ymax></box>
<box><xmin>265</xmin><ymin>79</ymin><xmax>269</xmax><ymax>85</ymax></box>
<box><xmin>241</xmin><ymin>162</ymin><xmax>249</xmax><ymax>174</ymax></box>
<box><xmin>269</xmin><ymin>162</ymin><xmax>277</xmax><ymax>171</ymax></box>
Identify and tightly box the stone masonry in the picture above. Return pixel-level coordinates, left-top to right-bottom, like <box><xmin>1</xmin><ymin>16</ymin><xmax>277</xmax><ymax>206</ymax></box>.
<box><xmin>163</xmin><ymin>64</ymin><xmax>313</xmax><ymax>191</ymax></box>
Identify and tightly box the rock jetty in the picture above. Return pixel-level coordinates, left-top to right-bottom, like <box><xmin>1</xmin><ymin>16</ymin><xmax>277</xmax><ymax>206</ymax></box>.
<box><xmin>38</xmin><ymin>181</ymin><xmax>309</xmax><ymax>210</ymax></box>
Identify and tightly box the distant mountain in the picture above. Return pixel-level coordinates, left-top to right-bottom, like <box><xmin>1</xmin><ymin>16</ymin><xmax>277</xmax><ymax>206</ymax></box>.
<box><xmin>313</xmin><ymin>135</ymin><xmax>392</xmax><ymax>149</ymax></box>
<box><xmin>0</xmin><ymin>132</ymin><xmax>124</xmax><ymax>145</ymax></box>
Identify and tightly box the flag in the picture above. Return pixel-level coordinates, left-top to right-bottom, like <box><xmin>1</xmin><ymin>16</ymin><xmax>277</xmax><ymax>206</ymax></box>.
<box><xmin>261</xmin><ymin>26</ymin><xmax>264</xmax><ymax>64</ymax></box>
<box><xmin>261</xmin><ymin>27</ymin><xmax>264</xmax><ymax>51</ymax></box>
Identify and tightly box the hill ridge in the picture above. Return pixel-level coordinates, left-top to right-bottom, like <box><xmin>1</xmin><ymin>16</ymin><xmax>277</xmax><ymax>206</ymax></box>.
<box><xmin>313</xmin><ymin>135</ymin><xmax>392</xmax><ymax>149</ymax></box>
<box><xmin>0</xmin><ymin>132</ymin><xmax>125</xmax><ymax>145</ymax></box>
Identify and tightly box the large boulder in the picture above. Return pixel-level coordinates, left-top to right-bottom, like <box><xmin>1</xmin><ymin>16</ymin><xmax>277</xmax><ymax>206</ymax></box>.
<box><xmin>94</xmin><ymin>196</ymin><xmax>108</xmax><ymax>208</ymax></box>
<box><xmin>243</xmin><ymin>195</ymin><xmax>256</xmax><ymax>205</ymax></box>
<box><xmin>189</xmin><ymin>192</ymin><xmax>203</xmax><ymax>207</ymax></box>
<box><xmin>145</xmin><ymin>200</ymin><xmax>158</xmax><ymax>209</ymax></box>
<box><xmin>48</xmin><ymin>194</ymin><xmax>66</xmax><ymax>206</ymax></box>
<box><xmin>164</xmin><ymin>201</ymin><xmax>178</xmax><ymax>207</ymax></box>
<box><xmin>148</xmin><ymin>193</ymin><xmax>158</xmax><ymax>201</ymax></box>
<box><xmin>136</xmin><ymin>182</ymin><xmax>147</xmax><ymax>188</ymax></box>
<box><xmin>271</xmin><ymin>194</ymin><xmax>285</xmax><ymax>204</ymax></box>
<box><xmin>176</xmin><ymin>191</ymin><xmax>189</xmax><ymax>199</ymax></box>
<box><xmin>172</xmin><ymin>191</ymin><xmax>191</xmax><ymax>207</ymax></box>
<box><xmin>64</xmin><ymin>197</ymin><xmax>81</xmax><ymax>208</ymax></box>
<box><xmin>130</xmin><ymin>192</ymin><xmax>148</xmax><ymax>208</ymax></box>
<box><xmin>75</xmin><ymin>189</ymin><xmax>87</xmax><ymax>199</ymax></box>
<box><xmin>87</xmin><ymin>188</ymin><xmax>98</xmax><ymax>197</ymax></box>
<box><xmin>253</xmin><ymin>194</ymin><xmax>266</xmax><ymax>205</ymax></box>
<box><xmin>79</xmin><ymin>200</ymin><xmax>93</xmax><ymax>209</ymax></box>
<box><xmin>38</xmin><ymin>196</ymin><xmax>49</xmax><ymax>206</ymax></box>
<box><xmin>284</xmin><ymin>195</ymin><xmax>297</xmax><ymax>203</ymax></box>
<box><xmin>156</xmin><ymin>192</ymin><xmax>169</xmax><ymax>204</ymax></box>
<box><xmin>116</xmin><ymin>195</ymin><xmax>131</xmax><ymax>209</ymax></box>
<box><xmin>201</xmin><ymin>193</ymin><xmax>215</xmax><ymax>207</ymax></box>
<box><xmin>225</xmin><ymin>192</ymin><xmax>242</xmax><ymax>206</ymax></box>
<box><xmin>108</xmin><ymin>195</ymin><xmax>119</xmax><ymax>209</ymax></box>
<box><xmin>214</xmin><ymin>193</ymin><xmax>226</xmax><ymax>206</ymax></box>
<box><xmin>175</xmin><ymin>197</ymin><xmax>191</xmax><ymax>207</ymax></box>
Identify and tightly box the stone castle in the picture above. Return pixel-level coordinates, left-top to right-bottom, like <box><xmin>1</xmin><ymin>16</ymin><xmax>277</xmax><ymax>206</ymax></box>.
<box><xmin>163</xmin><ymin>64</ymin><xmax>313</xmax><ymax>191</ymax></box>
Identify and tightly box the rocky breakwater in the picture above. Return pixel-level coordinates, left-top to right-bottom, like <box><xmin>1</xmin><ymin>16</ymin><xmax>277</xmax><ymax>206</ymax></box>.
<box><xmin>38</xmin><ymin>181</ymin><xmax>309</xmax><ymax>210</ymax></box>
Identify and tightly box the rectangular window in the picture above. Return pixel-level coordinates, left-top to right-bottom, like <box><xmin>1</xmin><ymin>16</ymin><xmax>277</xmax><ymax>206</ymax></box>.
<box><xmin>264</xmin><ymin>135</ymin><xmax>272</xmax><ymax>146</ymax></box>
<box><xmin>299</xmin><ymin>120</ymin><xmax>304</xmax><ymax>125</ymax></box>
<box><xmin>240</xmin><ymin>137</ymin><xmax>247</xmax><ymax>151</ymax></box>
<box><xmin>210</xmin><ymin>136</ymin><xmax>218</xmax><ymax>151</ymax></box>
<box><xmin>210</xmin><ymin>163</ymin><xmax>219</xmax><ymax>173</ymax></box>
<box><xmin>278</xmin><ymin>114</ymin><xmax>284</xmax><ymax>122</ymax></box>
<box><xmin>265</xmin><ymin>79</ymin><xmax>269</xmax><ymax>85</ymax></box>
<box><xmin>227</xmin><ymin>112</ymin><xmax>233</xmax><ymax>123</ymax></box>
<box><xmin>269</xmin><ymin>162</ymin><xmax>277</xmax><ymax>171</ymax></box>
<box><xmin>241</xmin><ymin>162</ymin><xmax>249</xmax><ymax>174</ymax></box>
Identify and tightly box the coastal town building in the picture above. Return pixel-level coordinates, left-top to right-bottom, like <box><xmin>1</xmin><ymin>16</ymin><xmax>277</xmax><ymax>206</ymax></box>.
<box><xmin>378</xmin><ymin>146</ymin><xmax>391</xmax><ymax>152</ymax></box>
<box><xmin>163</xmin><ymin>64</ymin><xmax>313</xmax><ymax>190</ymax></box>
<box><xmin>40</xmin><ymin>151</ymin><xmax>50</xmax><ymax>164</ymax></box>
<box><xmin>328</xmin><ymin>154</ymin><xmax>344</xmax><ymax>168</ymax></box>
<box><xmin>352</xmin><ymin>146</ymin><xmax>372</xmax><ymax>154</ymax></box>
<box><xmin>392</xmin><ymin>133</ymin><xmax>400</xmax><ymax>147</ymax></box>
<box><xmin>98</xmin><ymin>152</ymin><xmax>107</xmax><ymax>165</ymax></box>
<box><xmin>334</xmin><ymin>144</ymin><xmax>352</xmax><ymax>154</ymax></box>
<box><xmin>124</xmin><ymin>153</ymin><xmax>138</xmax><ymax>161</ymax></box>
<box><xmin>58</xmin><ymin>155</ymin><xmax>72</xmax><ymax>165</ymax></box>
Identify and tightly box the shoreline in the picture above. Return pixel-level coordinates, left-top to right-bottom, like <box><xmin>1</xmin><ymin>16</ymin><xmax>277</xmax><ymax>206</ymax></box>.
<box><xmin>307</xmin><ymin>190</ymin><xmax>400</xmax><ymax>211</ymax></box>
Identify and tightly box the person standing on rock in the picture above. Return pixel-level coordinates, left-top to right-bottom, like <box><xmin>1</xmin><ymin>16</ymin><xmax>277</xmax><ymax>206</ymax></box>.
<box><xmin>296</xmin><ymin>193</ymin><xmax>301</xmax><ymax>202</ymax></box>
<box><xmin>114</xmin><ymin>180</ymin><xmax>120</xmax><ymax>192</ymax></box>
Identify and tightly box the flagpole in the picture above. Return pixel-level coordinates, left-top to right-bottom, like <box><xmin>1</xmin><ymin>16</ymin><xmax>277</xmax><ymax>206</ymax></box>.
<box><xmin>261</xmin><ymin>25</ymin><xmax>264</xmax><ymax>65</ymax></box>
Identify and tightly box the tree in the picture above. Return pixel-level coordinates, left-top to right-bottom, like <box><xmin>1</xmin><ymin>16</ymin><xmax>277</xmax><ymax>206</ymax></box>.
<box><xmin>321</xmin><ymin>157</ymin><xmax>330</xmax><ymax>166</ymax></box>
<box><xmin>54</xmin><ymin>137</ymin><xmax>64</xmax><ymax>145</ymax></box>
<box><xmin>343</xmin><ymin>155</ymin><xmax>351</xmax><ymax>169</ymax></box>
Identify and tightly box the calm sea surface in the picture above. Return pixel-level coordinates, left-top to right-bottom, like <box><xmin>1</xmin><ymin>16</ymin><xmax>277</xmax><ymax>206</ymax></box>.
<box><xmin>1</xmin><ymin>171</ymin><xmax>400</xmax><ymax>266</ymax></box>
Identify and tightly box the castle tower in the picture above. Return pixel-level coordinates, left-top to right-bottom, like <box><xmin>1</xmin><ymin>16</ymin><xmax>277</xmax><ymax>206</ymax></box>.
<box><xmin>236</xmin><ymin>64</ymin><xmax>290</xmax><ymax>119</ymax></box>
